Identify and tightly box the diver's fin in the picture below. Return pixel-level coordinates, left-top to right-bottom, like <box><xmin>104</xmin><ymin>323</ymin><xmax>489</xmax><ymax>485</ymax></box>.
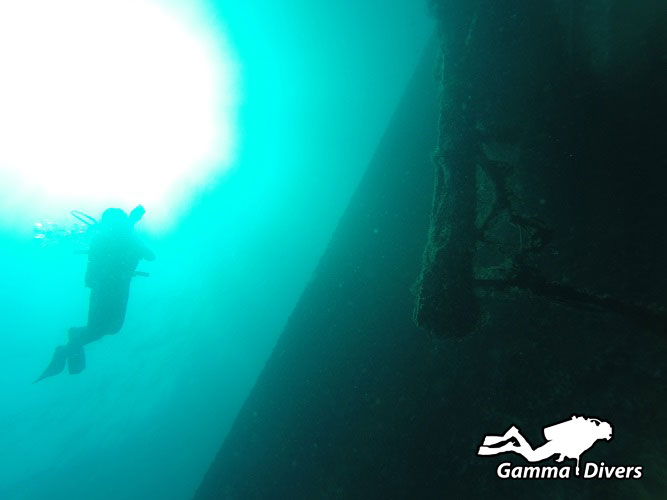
<box><xmin>34</xmin><ymin>345</ymin><xmax>69</xmax><ymax>383</ymax></box>
<box><xmin>482</xmin><ymin>435</ymin><xmax>505</xmax><ymax>446</ymax></box>
<box><xmin>67</xmin><ymin>343</ymin><xmax>86</xmax><ymax>375</ymax></box>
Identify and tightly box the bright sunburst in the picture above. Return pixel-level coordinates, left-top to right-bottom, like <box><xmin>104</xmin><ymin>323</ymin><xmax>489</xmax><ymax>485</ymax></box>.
<box><xmin>0</xmin><ymin>0</ymin><xmax>236</xmax><ymax>230</ymax></box>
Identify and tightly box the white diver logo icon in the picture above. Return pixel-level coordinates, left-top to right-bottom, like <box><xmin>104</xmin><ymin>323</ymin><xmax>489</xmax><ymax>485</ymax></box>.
<box><xmin>475</xmin><ymin>415</ymin><xmax>641</xmax><ymax>479</ymax></box>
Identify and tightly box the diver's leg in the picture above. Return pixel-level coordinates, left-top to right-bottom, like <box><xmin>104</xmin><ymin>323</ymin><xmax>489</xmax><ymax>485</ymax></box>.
<box><xmin>83</xmin><ymin>287</ymin><xmax>107</xmax><ymax>343</ymax></box>
<box><xmin>106</xmin><ymin>281</ymin><xmax>130</xmax><ymax>335</ymax></box>
<box><xmin>68</xmin><ymin>327</ymin><xmax>87</xmax><ymax>342</ymax></box>
<box><xmin>479</xmin><ymin>428</ymin><xmax>558</xmax><ymax>462</ymax></box>
<box><xmin>479</xmin><ymin>440</ymin><xmax>557</xmax><ymax>461</ymax></box>
<box><xmin>67</xmin><ymin>283</ymin><xmax>130</xmax><ymax>375</ymax></box>
<box><xmin>63</xmin><ymin>287</ymin><xmax>107</xmax><ymax>375</ymax></box>
<box><xmin>82</xmin><ymin>282</ymin><xmax>130</xmax><ymax>340</ymax></box>
<box><xmin>67</xmin><ymin>328</ymin><xmax>86</xmax><ymax>375</ymax></box>
<box><xmin>509</xmin><ymin>435</ymin><xmax>559</xmax><ymax>463</ymax></box>
<box><xmin>66</xmin><ymin>282</ymin><xmax>132</xmax><ymax>376</ymax></box>
<box><xmin>478</xmin><ymin>441</ymin><xmax>521</xmax><ymax>455</ymax></box>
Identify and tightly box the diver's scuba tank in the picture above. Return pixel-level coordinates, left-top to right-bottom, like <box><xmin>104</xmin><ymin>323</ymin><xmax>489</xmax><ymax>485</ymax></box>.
<box><xmin>543</xmin><ymin>416</ymin><xmax>587</xmax><ymax>441</ymax></box>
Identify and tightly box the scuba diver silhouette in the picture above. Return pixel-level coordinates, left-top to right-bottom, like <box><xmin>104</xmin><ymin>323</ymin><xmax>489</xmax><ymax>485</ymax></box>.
<box><xmin>477</xmin><ymin>416</ymin><xmax>613</xmax><ymax>476</ymax></box>
<box><xmin>35</xmin><ymin>205</ymin><xmax>155</xmax><ymax>382</ymax></box>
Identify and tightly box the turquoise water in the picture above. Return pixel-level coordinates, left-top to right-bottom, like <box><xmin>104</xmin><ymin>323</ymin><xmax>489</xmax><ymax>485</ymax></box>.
<box><xmin>0</xmin><ymin>1</ymin><xmax>433</xmax><ymax>498</ymax></box>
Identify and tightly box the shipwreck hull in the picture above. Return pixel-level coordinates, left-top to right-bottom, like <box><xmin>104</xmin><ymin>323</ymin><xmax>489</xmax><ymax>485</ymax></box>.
<box><xmin>196</xmin><ymin>2</ymin><xmax>666</xmax><ymax>498</ymax></box>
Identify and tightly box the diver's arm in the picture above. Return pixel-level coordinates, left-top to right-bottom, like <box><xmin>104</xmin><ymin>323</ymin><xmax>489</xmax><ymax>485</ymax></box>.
<box><xmin>129</xmin><ymin>205</ymin><xmax>154</xmax><ymax>260</ymax></box>
<box><xmin>142</xmin><ymin>245</ymin><xmax>156</xmax><ymax>261</ymax></box>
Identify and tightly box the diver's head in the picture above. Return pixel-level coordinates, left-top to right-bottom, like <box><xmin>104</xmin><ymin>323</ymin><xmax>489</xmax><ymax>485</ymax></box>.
<box><xmin>599</xmin><ymin>421</ymin><xmax>613</xmax><ymax>441</ymax></box>
<box><xmin>129</xmin><ymin>205</ymin><xmax>146</xmax><ymax>225</ymax></box>
<box><xmin>100</xmin><ymin>208</ymin><xmax>129</xmax><ymax>230</ymax></box>
<box><xmin>587</xmin><ymin>418</ymin><xmax>613</xmax><ymax>441</ymax></box>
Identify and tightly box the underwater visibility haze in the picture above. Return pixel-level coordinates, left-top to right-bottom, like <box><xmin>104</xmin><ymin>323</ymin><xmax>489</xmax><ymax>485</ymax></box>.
<box><xmin>0</xmin><ymin>1</ymin><xmax>433</xmax><ymax>498</ymax></box>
